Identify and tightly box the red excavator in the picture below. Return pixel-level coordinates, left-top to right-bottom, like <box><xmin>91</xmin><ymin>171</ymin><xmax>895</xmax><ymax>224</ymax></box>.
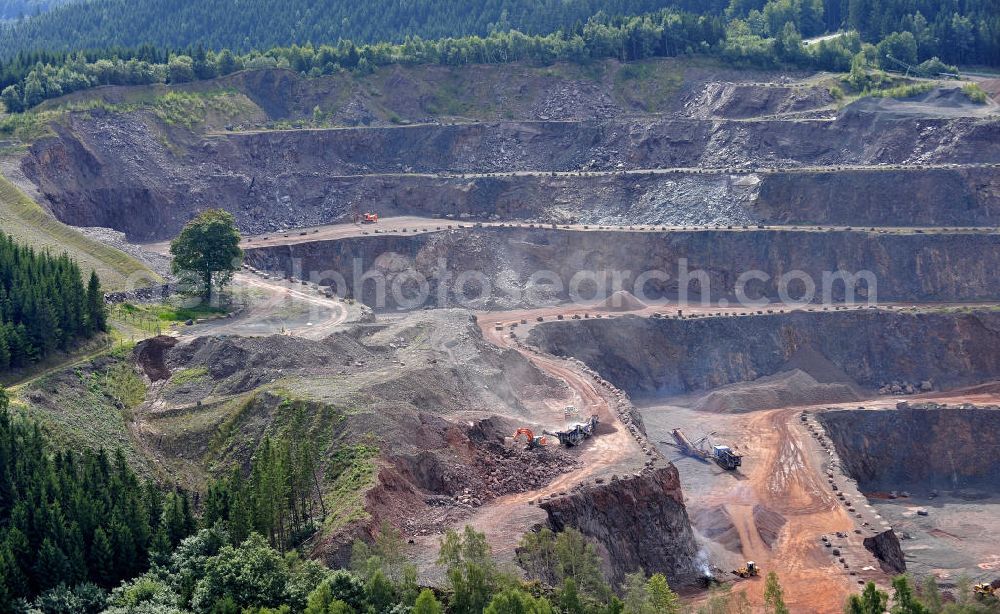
<box><xmin>361</xmin><ymin>212</ymin><xmax>379</xmax><ymax>224</ymax></box>
<box><xmin>512</xmin><ymin>428</ymin><xmax>547</xmax><ymax>450</ymax></box>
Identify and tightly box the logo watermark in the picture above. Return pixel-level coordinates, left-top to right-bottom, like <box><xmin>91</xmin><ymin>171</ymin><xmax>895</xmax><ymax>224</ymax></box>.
<box><xmin>132</xmin><ymin>255</ymin><xmax>878</xmax><ymax>324</ymax></box>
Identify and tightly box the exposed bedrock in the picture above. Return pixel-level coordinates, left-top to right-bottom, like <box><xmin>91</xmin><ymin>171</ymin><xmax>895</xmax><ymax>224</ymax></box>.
<box><xmin>540</xmin><ymin>466</ymin><xmax>702</xmax><ymax>587</ymax></box>
<box><xmin>244</xmin><ymin>227</ymin><xmax>1000</xmax><ymax>311</ymax></box>
<box><xmin>817</xmin><ymin>407</ymin><xmax>1000</xmax><ymax>494</ymax></box>
<box><xmin>863</xmin><ymin>529</ymin><xmax>907</xmax><ymax>574</ymax></box>
<box><xmin>753</xmin><ymin>167</ymin><xmax>1000</xmax><ymax>227</ymax></box>
<box><xmin>18</xmin><ymin>110</ymin><xmax>1000</xmax><ymax>241</ymax></box>
<box><xmin>525</xmin><ymin>310</ymin><xmax>1000</xmax><ymax>396</ymax></box>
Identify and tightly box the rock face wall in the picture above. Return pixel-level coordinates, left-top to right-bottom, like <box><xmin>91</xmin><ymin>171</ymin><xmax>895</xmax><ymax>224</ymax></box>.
<box><xmin>753</xmin><ymin>167</ymin><xmax>1000</xmax><ymax>227</ymax></box>
<box><xmin>17</xmin><ymin>102</ymin><xmax>1000</xmax><ymax>240</ymax></box>
<box><xmin>540</xmin><ymin>466</ymin><xmax>702</xmax><ymax>587</ymax></box>
<box><xmin>817</xmin><ymin>406</ymin><xmax>1000</xmax><ymax>493</ymax></box>
<box><xmin>525</xmin><ymin>310</ymin><xmax>1000</xmax><ymax>396</ymax></box>
<box><xmin>244</xmin><ymin>227</ymin><xmax>1000</xmax><ymax>311</ymax></box>
<box><xmin>863</xmin><ymin>529</ymin><xmax>907</xmax><ymax>574</ymax></box>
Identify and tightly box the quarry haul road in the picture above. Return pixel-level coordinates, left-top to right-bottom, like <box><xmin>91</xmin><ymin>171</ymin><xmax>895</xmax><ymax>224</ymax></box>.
<box><xmin>407</xmin><ymin>309</ymin><xmax>646</xmax><ymax>583</ymax></box>
<box><xmin>176</xmin><ymin>272</ymin><xmax>353</xmax><ymax>339</ymax></box>
<box><xmin>226</xmin><ymin>216</ymin><xmax>999</xmax><ymax>251</ymax></box>
<box><xmin>708</xmin><ymin>407</ymin><xmax>860</xmax><ymax>613</ymax></box>
<box><xmin>144</xmin><ymin>220</ymin><xmax>999</xmax><ymax>608</ymax></box>
<box><xmin>143</xmin><ymin>215</ymin><xmax>1000</xmax><ymax>254</ymax></box>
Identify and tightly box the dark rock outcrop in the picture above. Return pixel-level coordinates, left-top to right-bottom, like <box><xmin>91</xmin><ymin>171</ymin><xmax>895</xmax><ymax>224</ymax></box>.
<box><xmin>817</xmin><ymin>406</ymin><xmax>1000</xmax><ymax>493</ymax></box>
<box><xmin>527</xmin><ymin>310</ymin><xmax>1000</xmax><ymax>397</ymax></box>
<box><xmin>754</xmin><ymin>167</ymin><xmax>1000</xmax><ymax>227</ymax></box>
<box><xmin>863</xmin><ymin>529</ymin><xmax>907</xmax><ymax>574</ymax></box>
<box><xmin>539</xmin><ymin>466</ymin><xmax>701</xmax><ymax>587</ymax></box>
<box><xmin>246</xmin><ymin>227</ymin><xmax>1000</xmax><ymax>311</ymax></box>
<box><xmin>17</xmin><ymin>92</ymin><xmax>1000</xmax><ymax>241</ymax></box>
<box><xmin>133</xmin><ymin>335</ymin><xmax>178</xmax><ymax>381</ymax></box>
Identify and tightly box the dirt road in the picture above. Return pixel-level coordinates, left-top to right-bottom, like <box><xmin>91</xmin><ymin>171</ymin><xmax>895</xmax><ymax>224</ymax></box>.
<box><xmin>407</xmin><ymin>309</ymin><xmax>646</xmax><ymax>581</ymax></box>
<box><xmin>177</xmin><ymin>272</ymin><xmax>357</xmax><ymax>339</ymax></box>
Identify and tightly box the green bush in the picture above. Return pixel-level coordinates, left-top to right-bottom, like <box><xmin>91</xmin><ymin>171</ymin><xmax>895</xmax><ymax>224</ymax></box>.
<box><xmin>962</xmin><ymin>83</ymin><xmax>989</xmax><ymax>104</ymax></box>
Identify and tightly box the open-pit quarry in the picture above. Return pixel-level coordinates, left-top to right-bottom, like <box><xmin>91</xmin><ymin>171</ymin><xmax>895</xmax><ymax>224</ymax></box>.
<box><xmin>5</xmin><ymin>59</ymin><xmax>1000</xmax><ymax>612</ymax></box>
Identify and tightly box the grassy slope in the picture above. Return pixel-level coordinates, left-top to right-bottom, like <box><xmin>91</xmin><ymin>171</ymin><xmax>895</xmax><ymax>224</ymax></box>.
<box><xmin>10</xmin><ymin>349</ymin><xmax>154</xmax><ymax>476</ymax></box>
<box><xmin>0</xmin><ymin>174</ymin><xmax>160</xmax><ymax>290</ymax></box>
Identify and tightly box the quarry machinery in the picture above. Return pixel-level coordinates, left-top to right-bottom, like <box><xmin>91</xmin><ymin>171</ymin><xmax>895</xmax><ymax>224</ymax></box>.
<box><xmin>512</xmin><ymin>427</ymin><xmax>547</xmax><ymax>450</ymax></box>
<box><xmin>974</xmin><ymin>583</ymin><xmax>997</xmax><ymax>599</ymax></box>
<box><xmin>361</xmin><ymin>212</ymin><xmax>379</xmax><ymax>224</ymax></box>
<box><xmin>668</xmin><ymin>428</ymin><xmax>712</xmax><ymax>461</ymax></box>
<box><xmin>712</xmin><ymin>445</ymin><xmax>743</xmax><ymax>470</ymax></box>
<box><xmin>666</xmin><ymin>429</ymin><xmax>743</xmax><ymax>469</ymax></box>
<box><xmin>545</xmin><ymin>415</ymin><xmax>599</xmax><ymax>447</ymax></box>
<box><xmin>732</xmin><ymin>561</ymin><xmax>759</xmax><ymax>578</ymax></box>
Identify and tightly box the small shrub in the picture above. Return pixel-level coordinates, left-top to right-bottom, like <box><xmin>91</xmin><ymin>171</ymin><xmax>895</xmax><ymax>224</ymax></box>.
<box><xmin>962</xmin><ymin>83</ymin><xmax>988</xmax><ymax>104</ymax></box>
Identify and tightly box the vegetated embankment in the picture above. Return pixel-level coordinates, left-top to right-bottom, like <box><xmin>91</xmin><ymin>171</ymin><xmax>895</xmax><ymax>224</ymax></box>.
<box><xmin>244</xmin><ymin>227</ymin><xmax>1000</xmax><ymax>311</ymax></box>
<box><xmin>526</xmin><ymin>310</ymin><xmax>1000</xmax><ymax>398</ymax></box>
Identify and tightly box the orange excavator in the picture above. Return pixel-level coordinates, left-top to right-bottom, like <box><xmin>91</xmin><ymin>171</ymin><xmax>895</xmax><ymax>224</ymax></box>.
<box><xmin>513</xmin><ymin>428</ymin><xmax>547</xmax><ymax>450</ymax></box>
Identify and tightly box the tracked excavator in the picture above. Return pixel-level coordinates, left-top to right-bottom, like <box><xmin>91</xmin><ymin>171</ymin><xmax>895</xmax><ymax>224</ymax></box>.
<box><xmin>514</xmin><ymin>416</ymin><xmax>599</xmax><ymax>449</ymax></box>
<box><xmin>512</xmin><ymin>428</ymin><xmax>548</xmax><ymax>450</ymax></box>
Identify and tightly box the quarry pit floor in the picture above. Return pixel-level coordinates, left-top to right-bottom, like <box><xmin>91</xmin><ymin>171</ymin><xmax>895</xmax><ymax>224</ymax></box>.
<box><xmin>639</xmin><ymin>390</ymin><xmax>1000</xmax><ymax>612</ymax></box>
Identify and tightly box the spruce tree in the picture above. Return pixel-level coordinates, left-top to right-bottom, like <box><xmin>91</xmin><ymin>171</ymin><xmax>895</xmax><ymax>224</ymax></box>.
<box><xmin>86</xmin><ymin>271</ymin><xmax>107</xmax><ymax>333</ymax></box>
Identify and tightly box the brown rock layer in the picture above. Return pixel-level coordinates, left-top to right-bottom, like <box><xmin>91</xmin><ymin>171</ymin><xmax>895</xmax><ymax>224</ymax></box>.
<box><xmin>539</xmin><ymin>466</ymin><xmax>701</xmax><ymax>587</ymax></box>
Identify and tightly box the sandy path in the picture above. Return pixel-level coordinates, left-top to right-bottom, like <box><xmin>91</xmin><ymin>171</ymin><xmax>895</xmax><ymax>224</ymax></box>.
<box><xmin>731</xmin><ymin>408</ymin><xmax>857</xmax><ymax>612</ymax></box>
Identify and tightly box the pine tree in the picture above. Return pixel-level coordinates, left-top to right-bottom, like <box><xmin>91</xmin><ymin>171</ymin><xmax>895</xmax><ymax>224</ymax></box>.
<box><xmin>89</xmin><ymin>527</ymin><xmax>114</xmax><ymax>587</ymax></box>
<box><xmin>86</xmin><ymin>271</ymin><xmax>107</xmax><ymax>333</ymax></box>
<box><xmin>645</xmin><ymin>574</ymin><xmax>681</xmax><ymax>614</ymax></box>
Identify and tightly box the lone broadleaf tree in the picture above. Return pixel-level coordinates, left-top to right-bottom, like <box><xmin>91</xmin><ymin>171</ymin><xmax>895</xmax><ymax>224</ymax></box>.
<box><xmin>170</xmin><ymin>209</ymin><xmax>243</xmax><ymax>302</ymax></box>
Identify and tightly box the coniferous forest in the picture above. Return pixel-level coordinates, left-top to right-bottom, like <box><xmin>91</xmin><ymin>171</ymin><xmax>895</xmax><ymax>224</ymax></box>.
<box><xmin>0</xmin><ymin>231</ymin><xmax>107</xmax><ymax>369</ymax></box>
<box><xmin>1</xmin><ymin>0</ymin><xmax>998</xmax><ymax>113</ymax></box>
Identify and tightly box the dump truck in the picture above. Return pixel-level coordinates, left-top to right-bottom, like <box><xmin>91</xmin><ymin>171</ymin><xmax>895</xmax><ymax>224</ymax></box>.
<box><xmin>361</xmin><ymin>212</ymin><xmax>379</xmax><ymax>224</ymax></box>
<box><xmin>546</xmin><ymin>415</ymin><xmax>599</xmax><ymax>447</ymax></box>
<box><xmin>732</xmin><ymin>561</ymin><xmax>759</xmax><ymax>578</ymax></box>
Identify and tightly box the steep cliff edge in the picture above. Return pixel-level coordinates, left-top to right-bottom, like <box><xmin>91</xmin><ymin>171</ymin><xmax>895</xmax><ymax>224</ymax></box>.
<box><xmin>526</xmin><ymin>310</ymin><xmax>1000</xmax><ymax>397</ymax></box>
<box><xmin>863</xmin><ymin>529</ymin><xmax>907</xmax><ymax>574</ymax></box>
<box><xmin>16</xmin><ymin>105</ymin><xmax>1000</xmax><ymax>241</ymax></box>
<box><xmin>244</xmin><ymin>227</ymin><xmax>1000</xmax><ymax>311</ymax></box>
<box><xmin>540</xmin><ymin>466</ymin><xmax>702</xmax><ymax>587</ymax></box>
<box><xmin>817</xmin><ymin>406</ymin><xmax>1000</xmax><ymax>493</ymax></box>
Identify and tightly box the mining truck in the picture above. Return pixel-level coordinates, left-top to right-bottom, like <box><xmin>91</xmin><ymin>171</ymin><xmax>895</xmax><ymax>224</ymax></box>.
<box><xmin>546</xmin><ymin>415</ymin><xmax>599</xmax><ymax>447</ymax></box>
<box><xmin>361</xmin><ymin>212</ymin><xmax>379</xmax><ymax>224</ymax></box>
